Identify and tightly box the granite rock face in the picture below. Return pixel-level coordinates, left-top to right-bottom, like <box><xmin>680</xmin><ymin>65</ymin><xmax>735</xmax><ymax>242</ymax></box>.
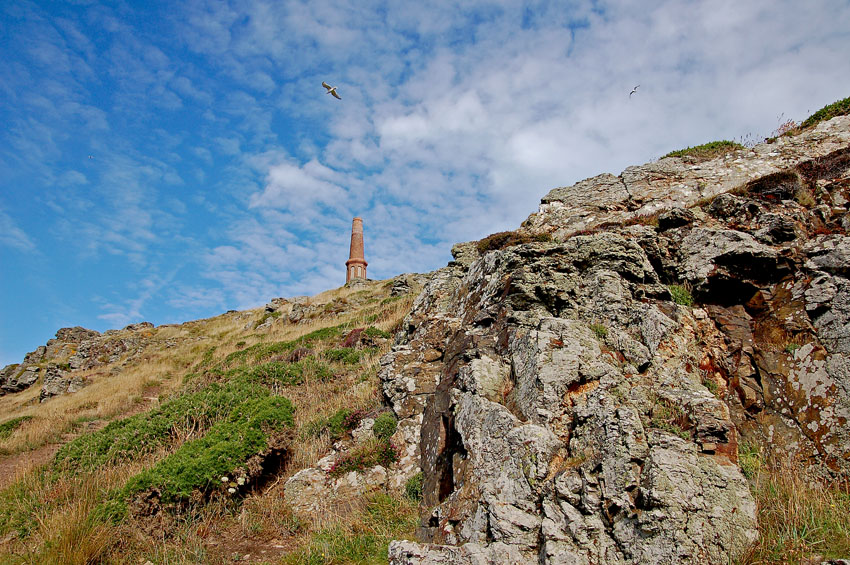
<box><xmin>383</xmin><ymin>117</ymin><xmax>850</xmax><ymax>564</ymax></box>
<box><xmin>0</xmin><ymin>324</ymin><xmax>155</xmax><ymax>399</ymax></box>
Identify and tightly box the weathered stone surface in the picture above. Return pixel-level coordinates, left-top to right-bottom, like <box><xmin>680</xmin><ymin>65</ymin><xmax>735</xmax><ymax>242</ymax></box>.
<box><xmin>380</xmin><ymin>230</ymin><xmax>757</xmax><ymax>563</ymax></box>
<box><xmin>383</xmin><ymin>116</ymin><xmax>850</xmax><ymax>563</ymax></box>
<box><xmin>525</xmin><ymin>115</ymin><xmax>850</xmax><ymax>238</ymax></box>
<box><xmin>39</xmin><ymin>365</ymin><xmax>85</xmax><ymax>402</ymax></box>
<box><xmin>0</xmin><ymin>364</ymin><xmax>39</xmax><ymax>394</ymax></box>
<box><xmin>657</xmin><ymin>207</ymin><xmax>695</xmax><ymax>231</ymax></box>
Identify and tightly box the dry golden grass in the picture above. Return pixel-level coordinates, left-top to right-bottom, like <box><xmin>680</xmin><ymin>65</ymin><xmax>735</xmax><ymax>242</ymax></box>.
<box><xmin>0</xmin><ymin>447</ymin><xmax>167</xmax><ymax>564</ymax></box>
<box><xmin>0</xmin><ymin>277</ymin><xmax>418</xmax><ymax>564</ymax></box>
<box><xmin>738</xmin><ymin>446</ymin><xmax>850</xmax><ymax>564</ymax></box>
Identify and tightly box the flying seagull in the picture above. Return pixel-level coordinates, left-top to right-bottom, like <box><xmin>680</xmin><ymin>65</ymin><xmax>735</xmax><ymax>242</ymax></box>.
<box><xmin>322</xmin><ymin>81</ymin><xmax>341</xmax><ymax>100</ymax></box>
<box><xmin>629</xmin><ymin>85</ymin><xmax>640</xmax><ymax>97</ymax></box>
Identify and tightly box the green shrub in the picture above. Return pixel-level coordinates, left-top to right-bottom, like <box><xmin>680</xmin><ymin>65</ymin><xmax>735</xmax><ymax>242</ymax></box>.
<box><xmin>220</xmin><ymin>324</ymin><xmax>347</xmax><ymax>368</ymax></box>
<box><xmin>120</xmin><ymin>394</ymin><xmax>294</xmax><ymax>503</ymax></box>
<box><xmin>324</xmin><ymin>347</ymin><xmax>363</xmax><ymax>364</ymax></box>
<box><xmin>590</xmin><ymin>323</ymin><xmax>608</xmax><ymax>339</ymax></box>
<box><xmin>405</xmin><ymin>472</ymin><xmax>424</xmax><ymax>501</ymax></box>
<box><xmin>669</xmin><ymin>284</ymin><xmax>694</xmax><ymax>307</ymax></box>
<box><xmin>663</xmin><ymin>140</ymin><xmax>745</xmax><ymax>161</ymax></box>
<box><xmin>801</xmin><ymin>96</ymin><xmax>850</xmax><ymax>129</ymax></box>
<box><xmin>738</xmin><ymin>442</ymin><xmax>763</xmax><ymax>480</ymax></box>
<box><xmin>648</xmin><ymin>398</ymin><xmax>690</xmax><ymax>440</ymax></box>
<box><xmin>55</xmin><ymin>378</ymin><xmax>280</xmax><ymax>472</ymax></box>
<box><xmin>306</xmin><ymin>408</ymin><xmax>364</xmax><ymax>440</ymax></box>
<box><xmin>702</xmin><ymin>377</ymin><xmax>719</xmax><ymax>397</ymax></box>
<box><xmin>363</xmin><ymin>326</ymin><xmax>391</xmax><ymax>339</ymax></box>
<box><xmin>372</xmin><ymin>412</ymin><xmax>398</xmax><ymax>440</ymax></box>
<box><xmin>329</xmin><ymin>439</ymin><xmax>398</xmax><ymax>477</ymax></box>
<box><xmin>245</xmin><ymin>361</ymin><xmax>305</xmax><ymax>385</ymax></box>
<box><xmin>0</xmin><ymin>415</ymin><xmax>33</xmax><ymax>440</ymax></box>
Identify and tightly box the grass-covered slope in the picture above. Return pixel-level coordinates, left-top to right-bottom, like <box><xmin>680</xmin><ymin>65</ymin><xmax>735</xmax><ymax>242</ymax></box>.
<box><xmin>0</xmin><ymin>278</ymin><xmax>420</xmax><ymax>564</ymax></box>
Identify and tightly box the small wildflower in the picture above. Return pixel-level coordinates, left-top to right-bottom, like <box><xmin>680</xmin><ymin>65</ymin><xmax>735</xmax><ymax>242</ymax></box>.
<box><xmin>221</xmin><ymin>476</ymin><xmax>229</xmax><ymax>483</ymax></box>
<box><xmin>236</xmin><ymin>477</ymin><xmax>246</xmax><ymax>486</ymax></box>
<box><xmin>228</xmin><ymin>487</ymin><xmax>236</xmax><ymax>494</ymax></box>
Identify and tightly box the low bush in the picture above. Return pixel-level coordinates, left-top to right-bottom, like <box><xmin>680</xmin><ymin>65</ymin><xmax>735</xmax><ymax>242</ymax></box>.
<box><xmin>363</xmin><ymin>326</ymin><xmax>391</xmax><ymax>339</ymax></box>
<box><xmin>245</xmin><ymin>361</ymin><xmax>305</xmax><ymax>385</ymax></box>
<box><xmin>55</xmin><ymin>378</ymin><xmax>292</xmax><ymax>473</ymax></box>
<box><xmin>305</xmin><ymin>408</ymin><xmax>364</xmax><ymax>440</ymax></box>
<box><xmin>120</xmin><ymin>394</ymin><xmax>294</xmax><ymax>503</ymax></box>
<box><xmin>589</xmin><ymin>323</ymin><xmax>608</xmax><ymax>339</ymax></box>
<box><xmin>801</xmin><ymin>95</ymin><xmax>850</xmax><ymax>129</ymax></box>
<box><xmin>663</xmin><ymin>140</ymin><xmax>745</xmax><ymax>161</ymax></box>
<box><xmin>669</xmin><ymin>284</ymin><xmax>694</xmax><ymax>307</ymax></box>
<box><xmin>220</xmin><ymin>324</ymin><xmax>347</xmax><ymax>368</ymax></box>
<box><xmin>0</xmin><ymin>415</ymin><xmax>33</xmax><ymax>440</ymax></box>
<box><xmin>328</xmin><ymin>439</ymin><xmax>398</xmax><ymax>477</ymax></box>
<box><xmin>324</xmin><ymin>347</ymin><xmax>363</xmax><ymax>364</ymax></box>
<box><xmin>372</xmin><ymin>412</ymin><xmax>398</xmax><ymax>440</ymax></box>
<box><xmin>648</xmin><ymin>397</ymin><xmax>690</xmax><ymax>440</ymax></box>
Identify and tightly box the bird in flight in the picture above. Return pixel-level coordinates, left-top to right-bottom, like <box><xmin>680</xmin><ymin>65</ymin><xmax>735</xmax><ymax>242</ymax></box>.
<box><xmin>322</xmin><ymin>81</ymin><xmax>341</xmax><ymax>100</ymax></box>
<box><xmin>629</xmin><ymin>85</ymin><xmax>640</xmax><ymax>97</ymax></box>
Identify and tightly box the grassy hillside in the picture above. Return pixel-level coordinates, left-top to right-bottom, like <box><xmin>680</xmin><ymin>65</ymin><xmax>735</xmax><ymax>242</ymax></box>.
<box><xmin>0</xmin><ymin>279</ymin><xmax>420</xmax><ymax>564</ymax></box>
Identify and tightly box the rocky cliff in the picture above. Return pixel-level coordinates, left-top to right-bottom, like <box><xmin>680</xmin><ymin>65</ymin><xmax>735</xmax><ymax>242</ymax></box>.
<box><xmin>379</xmin><ymin>116</ymin><xmax>850</xmax><ymax>564</ymax></box>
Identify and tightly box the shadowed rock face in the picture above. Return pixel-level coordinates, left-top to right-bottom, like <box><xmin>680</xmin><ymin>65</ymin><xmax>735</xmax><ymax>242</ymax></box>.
<box><xmin>382</xmin><ymin>117</ymin><xmax>850</xmax><ymax>564</ymax></box>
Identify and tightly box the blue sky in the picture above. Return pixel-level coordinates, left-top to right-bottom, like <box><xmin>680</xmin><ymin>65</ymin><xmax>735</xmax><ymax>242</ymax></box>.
<box><xmin>2</xmin><ymin>0</ymin><xmax>850</xmax><ymax>367</ymax></box>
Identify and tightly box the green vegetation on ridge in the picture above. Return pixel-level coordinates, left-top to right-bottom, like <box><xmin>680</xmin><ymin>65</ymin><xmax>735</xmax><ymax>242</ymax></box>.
<box><xmin>801</xmin><ymin>95</ymin><xmax>850</xmax><ymax>129</ymax></box>
<box><xmin>664</xmin><ymin>140</ymin><xmax>745</xmax><ymax>161</ymax></box>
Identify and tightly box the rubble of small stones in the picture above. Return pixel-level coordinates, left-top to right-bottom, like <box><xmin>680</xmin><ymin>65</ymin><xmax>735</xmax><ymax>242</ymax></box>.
<box><xmin>381</xmin><ymin>116</ymin><xmax>850</xmax><ymax>564</ymax></box>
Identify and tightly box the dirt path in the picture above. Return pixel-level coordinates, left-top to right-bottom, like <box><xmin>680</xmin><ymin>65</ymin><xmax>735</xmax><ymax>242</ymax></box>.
<box><xmin>0</xmin><ymin>388</ymin><xmax>162</xmax><ymax>490</ymax></box>
<box><xmin>0</xmin><ymin>442</ymin><xmax>61</xmax><ymax>490</ymax></box>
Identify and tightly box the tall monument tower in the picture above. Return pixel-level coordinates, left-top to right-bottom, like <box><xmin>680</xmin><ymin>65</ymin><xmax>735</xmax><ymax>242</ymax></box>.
<box><xmin>345</xmin><ymin>217</ymin><xmax>367</xmax><ymax>283</ymax></box>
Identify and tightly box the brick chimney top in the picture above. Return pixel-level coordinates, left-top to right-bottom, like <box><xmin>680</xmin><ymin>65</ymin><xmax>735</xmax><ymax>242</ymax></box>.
<box><xmin>345</xmin><ymin>217</ymin><xmax>367</xmax><ymax>283</ymax></box>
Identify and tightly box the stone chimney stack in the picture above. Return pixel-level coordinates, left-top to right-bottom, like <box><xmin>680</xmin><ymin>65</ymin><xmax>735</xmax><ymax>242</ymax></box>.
<box><xmin>345</xmin><ymin>217</ymin><xmax>367</xmax><ymax>283</ymax></box>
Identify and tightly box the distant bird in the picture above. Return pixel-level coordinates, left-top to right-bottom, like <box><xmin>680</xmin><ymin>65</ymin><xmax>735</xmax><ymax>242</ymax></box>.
<box><xmin>629</xmin><ymin>85</ymin><xmax>640</xmax><ymax>97</ymax></box>
<box><xmin>322</xmin><ymin>81</ymin><xmax>341</xmax><ymax>100</ymax></box>
<box><xmin>88</xmin><ymin>155</ymin><xmax>94</xmax><ymax>159</ymax></box>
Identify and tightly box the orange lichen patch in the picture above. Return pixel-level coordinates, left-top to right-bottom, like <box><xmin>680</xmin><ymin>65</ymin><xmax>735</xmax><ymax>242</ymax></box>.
<box><xmin>563</xmin><ymin>380</ymin><xmax>599</xmax><ymax>406</ymax></box>
<box><xmin>546</xmin><ymin>449</ymin><xmax>584</xmax><ymax>481</ymax></box>
<box><xmin>712</xmin><ymin>427</ymin><xmax>739</xmax><ymax>465</ymax></box>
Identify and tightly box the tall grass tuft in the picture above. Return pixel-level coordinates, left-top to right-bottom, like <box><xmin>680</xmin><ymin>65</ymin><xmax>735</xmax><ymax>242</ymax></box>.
<box><xmin>739</xmin><ymin>445</ymin><xmax>850</xmax><ymax>564</ymax></box>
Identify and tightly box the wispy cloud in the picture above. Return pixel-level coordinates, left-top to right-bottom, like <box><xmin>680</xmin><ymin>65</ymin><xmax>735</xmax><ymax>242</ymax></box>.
<box><xmin>2</xmin><ymin>0</ymin><xmax>850</xmax><ymax>367</ymax></box>
<box><xmin>0</xmin><ymin>208</ymin><xmax>37</xmax><ymax>253</ymax></box>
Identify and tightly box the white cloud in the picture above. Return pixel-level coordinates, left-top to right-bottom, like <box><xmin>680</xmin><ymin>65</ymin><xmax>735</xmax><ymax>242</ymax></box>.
<box><xmin>0</xmin><ymin>208</ymin><xmax>37</xmax><ymax>253</ymax></box>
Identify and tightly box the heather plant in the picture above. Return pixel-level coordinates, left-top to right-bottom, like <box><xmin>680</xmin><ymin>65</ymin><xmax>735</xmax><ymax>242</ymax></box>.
<box><xmin>305</xmin><ymin>407</ymin><xmax>364</xmax><ymax>440</ymax></box>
